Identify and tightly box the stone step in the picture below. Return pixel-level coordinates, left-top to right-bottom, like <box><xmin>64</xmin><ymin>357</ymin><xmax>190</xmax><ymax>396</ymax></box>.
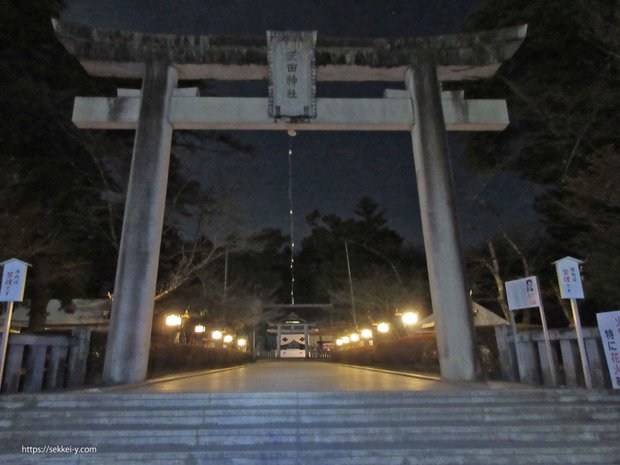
<box><xmin>2</xmin><ymin>422</ymin><xmax>617</xmax><ymax>447</ymax></box>
<box><xmin>2</xmin><ymin>388</ymin><xmax>618</xmax><ymax>464</ymax></box>
<box><xmin>5</xmin><ymin>405</ymin><xmax>619</xmax><ymax>427</ymax></box>
<box><xmin>5</xmin><ymin>398</ymin><xmax>618</xmax><ymax>413</ymax></box>
<box><xmin>4</xmin><ymin>444</ymin><xmax>620</xmax><ymax>465</ymax></box>
<box><xmin>6</xmin><ymin>406</ymin><xmax>620</xmax><ymax>428</ymax></box>
<box><xmin>5</xmin><ymin>394</ymin><xmax>619</xmax><ymax>408</ymax></box>
<box><xmin>3</xmin><ymin>388</ymin><xmax>618</xmax><ymax>410</ymax></box>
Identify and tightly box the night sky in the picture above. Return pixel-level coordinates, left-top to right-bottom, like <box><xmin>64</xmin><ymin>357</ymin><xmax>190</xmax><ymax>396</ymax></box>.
<box><xmin>61</xmin><ymin>0</ymin><xmax>539</xmax><ymax>247</ymax></box>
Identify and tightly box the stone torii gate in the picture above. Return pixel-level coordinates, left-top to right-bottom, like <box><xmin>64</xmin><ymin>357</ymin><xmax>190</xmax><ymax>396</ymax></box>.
<box><xmin>53</xmin><ymin>20</ymin><xmax>526</xmax><ymax>385</ymax></box>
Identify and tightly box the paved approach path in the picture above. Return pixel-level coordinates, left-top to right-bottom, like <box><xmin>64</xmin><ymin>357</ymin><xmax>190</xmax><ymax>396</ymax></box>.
<box><xmin>110</xmin><ymin>361</ymin><xmax>500</xmax><ymax>393</ymax></box>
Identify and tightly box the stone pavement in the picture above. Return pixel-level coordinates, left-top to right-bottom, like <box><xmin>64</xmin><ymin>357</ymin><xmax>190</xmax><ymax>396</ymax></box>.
<box><xmin>107</xmin><ymin>360</ymin><xmax>452</xmax><ymax>393</ymax></box>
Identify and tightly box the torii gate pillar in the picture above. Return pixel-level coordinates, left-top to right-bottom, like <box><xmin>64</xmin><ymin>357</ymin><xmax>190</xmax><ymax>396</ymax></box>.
<box><xmin>103</xmin><ymin>62</ymin><xmax>178</xmax><ymax>384</ymax></box>
<box><xmin>406</xmin><ymin>63</ymin><xmax>479</xmax><ymax>381</ymax></box>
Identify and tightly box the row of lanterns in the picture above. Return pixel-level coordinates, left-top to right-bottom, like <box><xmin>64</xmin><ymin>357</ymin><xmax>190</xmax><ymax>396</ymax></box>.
<box><xmin>165</xmin><ymin>314</ymin><xmax>247</xmax><ymax>348</ymax></box>
<box><xmin>197</xmin><ymin>326</ymin><xmax>247</xmax><ymax>348</ymax></box>
<box><xmin>335</xmin><ymin>311</ymin><xmax>419</xmax><ymax>347</ymax></box>
<box><xmin>335</xmin><ymin>327</ymin><xmax>377</xmax><ymax>346</ymax></box>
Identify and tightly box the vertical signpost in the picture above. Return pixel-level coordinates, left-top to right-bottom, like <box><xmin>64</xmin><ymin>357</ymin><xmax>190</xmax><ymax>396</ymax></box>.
<box><xmin>596</xmin><ymin>310</ymin><xmax>620</xmax><ymax>389</ymax></box>
<box><xmin>0</xmin><ymin>259</ymin><xmax>30</xmax><ymax>388</ymax></box>
<box><xmin>505</xmin><ymin>275</ymin><xmax>557</xmax><ymax>385</ymax></box>
<box><xmin>553</xmin><ymin>256</ymin><xmax>591</xmax><ymax>388</ymax></box>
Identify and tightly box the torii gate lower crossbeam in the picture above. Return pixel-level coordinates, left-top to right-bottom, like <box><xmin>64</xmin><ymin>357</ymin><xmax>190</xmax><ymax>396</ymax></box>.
<box><xmin>56</xmin><ymin>21</ymin><xmax>526</xmax><ymax>385</ymax></box>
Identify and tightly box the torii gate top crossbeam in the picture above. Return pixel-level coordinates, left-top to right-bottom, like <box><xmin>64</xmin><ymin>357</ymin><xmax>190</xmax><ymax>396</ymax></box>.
<box><xmin>52</xmin><ymin>20</ymin><xmax>526</xmax><ymax>82</ymax></box>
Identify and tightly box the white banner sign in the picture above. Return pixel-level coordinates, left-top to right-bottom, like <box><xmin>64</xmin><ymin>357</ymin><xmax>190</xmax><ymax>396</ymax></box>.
<box><xmin>505</xmin><ymin>276</ymin><xmax>541</xmax><ymax>310</ymax></box>
<box><xmin>267</xmin><ymin>30</ymin><xmax>316</xmax><ymax>118</ymax></box>
<box><xmin>554</xmin><ymin>257</ymin><xmax>584</xmax><ymax>299</ymax></box>
<box><xmin>0</xmin><ymin>259</ymin><xmax>29</xmax><ymax>302</ymax></box>
<box><xmin>596</xmin><ymin>310</ymin><xmax>620</xmax><ymax>389</ymax></box>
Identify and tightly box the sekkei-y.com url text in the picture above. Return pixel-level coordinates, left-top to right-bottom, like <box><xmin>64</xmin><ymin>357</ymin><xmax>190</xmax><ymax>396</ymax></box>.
<box><xmin>22</xmin><ymin>445</ymin><xmax>97</xmax><ymax>455</ymax></box>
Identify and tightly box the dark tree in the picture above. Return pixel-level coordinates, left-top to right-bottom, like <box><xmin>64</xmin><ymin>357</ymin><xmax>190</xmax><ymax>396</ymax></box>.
<box><xmin>0</xmin><ymin>0</ymin><xmax>122</xmax><ymax>328</ymax></box>
<box><xmin>462</xmin><ymin>0</ymin><xmax>620</xmax><ymax>316</ymax></box>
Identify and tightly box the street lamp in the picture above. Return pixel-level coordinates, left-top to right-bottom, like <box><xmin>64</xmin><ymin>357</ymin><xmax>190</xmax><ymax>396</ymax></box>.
<box><xmin>223</xmin><ymin>334</ymin><xmax>233</xmax><ymax>344</ymax></box>
<box><xmin>211</xmin><ymin>330</ymin><xmax>223</xmax><ymax>340</ymax></box>
<box><xmin>336</xmin><ymin>338</ymin><xmax>343</xmax><ymax>346</ymax></box>
<box><xmin>402</xmin><ymin>311</ymin><xmax>419</xmax><ymax>326</ymax></box>
<box><xmin>361</xmin><ymin>329</ymin><xmax>373</xmax><ymax>339</ymax></box>
<box><xmin>237</xmin><ymin>338</ymin><xmax>247</xmax><ymax>348</ymax></box>
<box><xmin>350</xmin><ymin>333</ymin><xmax>360</xmax><ymax>342</ymax></box>
<box><xmin>377</xmin><ymin>322</ymin><xmax>390</xmax><ymax>334</ymax></box>
<box><xmin>342</xmin><ymin>336</ymin><xmax>350</xmax><ymax>344</ymax></box>
<box><xmin>191</xmin><ymin>324</ymin><xmax>207</xmax><ymax>345</ymax></box>
<box><xmin>165</xmin><ymin>314</ymin><xmax>182</xmax><ymax>343</ymax></box>
<box><xmin>165</xmin><ymin>314</ymin><xmax>182</xmax><ymax>327</ymax></box>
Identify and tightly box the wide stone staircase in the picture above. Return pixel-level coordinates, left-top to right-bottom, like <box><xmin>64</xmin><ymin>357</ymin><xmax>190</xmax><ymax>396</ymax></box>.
<box><xmin>1</xmin><ymin>388</ymin><xmax>619</xmax><ymax>464</ymax></box>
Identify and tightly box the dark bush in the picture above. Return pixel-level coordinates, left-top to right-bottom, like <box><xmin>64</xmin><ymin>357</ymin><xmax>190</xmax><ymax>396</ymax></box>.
<box><xmin>148</xmin><ymin>343</ymin><xmax>254</xmax><ymax>377</ymax></box>
<box><xmin>84</xmin><ymin>331</ymin><xmax>253</xmax><ymax>385</ymax></box>
<box><xmin>85</xmin><ymin>330</ymin><xmax>107</xmax><ymax>386</ymax></box>
<box><xmin>332</xmin><ymin>334</ymin><xmax>439</xmax><ymax>374</ymax></box>
<box><xmin>476</xmin><ymin>327</ymin><xmax>503</xmax><ymax>379</ymax></box>
<box><xmin>331</xmin><ymin>328</ymin><xmax>503</xmax><ymax>379</ymax></box>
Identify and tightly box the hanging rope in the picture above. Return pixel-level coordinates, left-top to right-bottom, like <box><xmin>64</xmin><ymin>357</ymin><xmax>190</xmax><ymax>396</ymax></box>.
<box><xmin>288</xmin><ymin>134</ymin><xmax>296</xmax><ymax>304</ymax></box>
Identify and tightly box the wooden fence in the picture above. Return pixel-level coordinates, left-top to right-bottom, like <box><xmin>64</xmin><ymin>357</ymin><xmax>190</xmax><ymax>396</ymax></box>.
<box><xmin>308</xmin><ymin>348</ymin><xmax>331</xmax><ymax>359</ymax></box>
<box><xmin>494</xmin><ymin>325</ymin><xmax>611</xmax><ymax>388</ymax></box>
<box><xmin>1</xmin><ymin>328</ymin><xmax>91</xmax><ymax>394</ymax></box>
